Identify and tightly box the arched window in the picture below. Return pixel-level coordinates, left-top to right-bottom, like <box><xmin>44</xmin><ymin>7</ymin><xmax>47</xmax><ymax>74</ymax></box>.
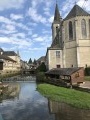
<box><xmin>74</xmin><ymin>21</ymin><xmax>76</xmax><ymax>40</ymax></box>
<box><xmin>56</xmin><ymin>26</ymin><xmax>58</xmax><ymax>33</ymax></box>
<box><xmin>69</xmin><ymin>21</ymin><xmax>73</xmax><ymax>40</ymax></box>
<box><xmin>81</xmin><ymin>19</ymin><xmax>87</xmax><ymax>38</ymax></box>
<box><xmin>89</xmin><ymin>19</ymin><xmax>90</xmax><ymax>38</ymax></box>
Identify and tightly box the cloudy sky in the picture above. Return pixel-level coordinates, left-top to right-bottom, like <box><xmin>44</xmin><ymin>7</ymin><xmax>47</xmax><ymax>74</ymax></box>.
<box><xmin>0</xmin><ymin>0</ymin><xmax>90</xmax><ymax>61</ymax></box>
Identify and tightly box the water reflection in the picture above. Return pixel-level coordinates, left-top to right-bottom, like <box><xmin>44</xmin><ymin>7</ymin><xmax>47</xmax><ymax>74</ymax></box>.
<box><xmin>0</xmin><ymin>81</ymin><xmax>55</xmax><ymax>120</ymax></box>
<box><xmin>0</xmin><ymin>79</ymin><xmax>90</xmax><ymax>120</ymax></box>
<box><xmin>0</xmin><ymin>83</ymin><xmax>20</xmax><ymax>102</ymax></box>
<box><xmin>48</xmin><ymin>100</ymin><xmax>90</xmax><ymax>120</ymax></box>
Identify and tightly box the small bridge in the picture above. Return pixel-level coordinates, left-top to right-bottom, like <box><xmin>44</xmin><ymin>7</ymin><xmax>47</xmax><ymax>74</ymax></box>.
<box><xmin>21</xmin><ymin>69</ymin><xmax>36</xmax><ymax>75</ymax></box>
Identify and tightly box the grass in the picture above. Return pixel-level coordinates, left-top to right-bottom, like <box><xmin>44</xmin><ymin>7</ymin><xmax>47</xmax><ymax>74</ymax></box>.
<box><xmin>37</xmin><ymin>83</ymin><xmax>90</xmax><ymax>109</ymax></box>
<box><xmin>85</xmin><ymin>76</ymin><xmax>90</xmax><ymax>81</ymax></box>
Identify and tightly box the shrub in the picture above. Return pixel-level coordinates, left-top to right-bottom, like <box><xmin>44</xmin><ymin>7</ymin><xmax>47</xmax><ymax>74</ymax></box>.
<box><xmin>85</xmin><ymin>67</ymin><xmax>90</xmax><ymax>76</ymax></box>
<box><xmin>36</xmin><ymin>72</ymin><xmax>47</xmax><ymax>83</ymax></box>
<box><xmin>36</xmin><ymin>62</ymin><xmax>47</xmax><ymax>72</ymax></box>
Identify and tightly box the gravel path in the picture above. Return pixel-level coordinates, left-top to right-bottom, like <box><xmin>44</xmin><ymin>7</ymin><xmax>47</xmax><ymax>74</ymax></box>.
<box><xmin>80</xmin><ymin>81</ymin><xmax>90</xmax><ymax>89</ymax></box>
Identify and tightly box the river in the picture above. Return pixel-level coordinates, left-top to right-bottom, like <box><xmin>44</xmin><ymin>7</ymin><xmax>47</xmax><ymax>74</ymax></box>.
<box><xmin>0</xmin><ymin>76</ymin><xmax>90</xmax><ymax>120</ymax></box>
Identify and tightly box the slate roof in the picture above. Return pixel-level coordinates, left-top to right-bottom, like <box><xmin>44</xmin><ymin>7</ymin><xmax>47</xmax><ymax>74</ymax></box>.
<box><xmin>37</xmin><ymin>56</ymin><xmax>45</xmax><ymax>62</ymax></box>
<box><xmin>54</xmin><ymin>3</ymin><xmax>61</xmax><ymax>22</ymax></box>
<box><xmin>0</xmin><ymin>55</ymin><xmax>16</xmax><ymax>62</ymax></box>
<box><xmin>45</xmin><ymin>67</ymin><xmax>83</xmax><ymax>76</ymax></box>
<box><xmin>65</xmin><ymin>4</ymin><xmax>90</xmax><ymax>20</ymax></box>
<box><xmin>2</xmin><ymin>51</ymin><xmax>17</xmax><ymax>56</ymax></box>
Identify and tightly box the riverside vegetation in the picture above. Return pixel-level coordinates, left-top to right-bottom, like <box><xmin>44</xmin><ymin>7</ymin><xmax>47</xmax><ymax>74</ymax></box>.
<box><xmin>37</xmin><ymin>83</ymin><xmax>90</xmax><ymax>109</ymax></box>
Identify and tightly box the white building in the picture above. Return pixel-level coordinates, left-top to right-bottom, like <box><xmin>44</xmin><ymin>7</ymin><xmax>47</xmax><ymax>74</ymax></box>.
<box><xmin>46</xmin><ymin>4</ymin><xmax>90</xmax><ymax>70</ymax></box>
<box><xmin>0</xmin><ymin>48</ymin><xmax>21</xmax><ymax>74</ymax></box>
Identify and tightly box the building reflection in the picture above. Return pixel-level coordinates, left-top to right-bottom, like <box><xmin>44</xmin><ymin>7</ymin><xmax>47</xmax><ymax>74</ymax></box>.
<box><xmin>48</xmin><ymin>100</ymin><xmax>90</xmax><ymax>120</ymax></box>
<box><xmin>0</xmin><ymin>83</ymin><xmax>20</xmax><ymax>102</ymax></box>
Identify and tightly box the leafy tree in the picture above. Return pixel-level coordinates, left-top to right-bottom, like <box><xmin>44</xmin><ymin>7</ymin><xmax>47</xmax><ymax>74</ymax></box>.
<box><xmin>28</xmin><ymin>58</ymin><xmax>32</xmax><ymax>64</ymax></box>
<box><xmin>33</xmin><ymin>59</ymin><xmax>37</xmax><ymax>65</ymax></box>
<box><xmin>36</xmin><ymin>62</ymin><xmax>47</xmax><ymax>72</ymax></box>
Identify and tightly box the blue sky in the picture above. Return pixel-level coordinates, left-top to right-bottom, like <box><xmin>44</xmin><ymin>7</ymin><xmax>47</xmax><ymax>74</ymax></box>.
<box><xmin>0</xmin><ymin>0</ymin><xmax>90</xmax><ymax>61</ymax></box>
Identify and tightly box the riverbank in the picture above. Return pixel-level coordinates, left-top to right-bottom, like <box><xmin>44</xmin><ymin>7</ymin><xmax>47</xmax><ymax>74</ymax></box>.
<box><xmin>0</xmin><ymin>72</ymin><xmax>21</xmax><ymax>81</ymax></box>
<box><xmin>85</xmin><ymin>76</ymin><xmax>90</xmax><ymax>81</ymax></box>
<box><xmin>37</xmin><ymin>83</ymin><xmax>90</xmax><ymax>109</ymax></box>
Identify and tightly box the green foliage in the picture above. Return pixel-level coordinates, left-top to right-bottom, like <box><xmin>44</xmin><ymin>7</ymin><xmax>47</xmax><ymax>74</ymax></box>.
<box><xmin>37</xmin><ymin>84</ymin><xmax>90</xmax><ymax>109</ymax></box>
<box><xmin>85</xmin><ymin>76</ymin><xmax>90</xmax><ymax>81</ymax></box>
<box><xmin>33</xmin><ymin>59</ymin><xmax>37</xmax><ymax>65</ymax></box>
<box><xmin>28</xmin><ymin>58</ymin><xmax>32</xmax><ymax>64</ymax></box>
<box><xmin>85</xmin><ymin>67</ymin><xmax>90</xmax><ymax>76</ymax></box>
<box><xmin>36</xmin><ymin>72</ymin><xmax>47</xmax><ymax>82</ymax></box>
<box><xmin>36</xmin><ymin>62</ymin><xmax>47</xmax><ymax>72</ymax></box>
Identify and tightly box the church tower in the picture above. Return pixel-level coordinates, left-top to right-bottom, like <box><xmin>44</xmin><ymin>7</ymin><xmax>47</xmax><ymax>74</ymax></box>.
<box><xmin>52</xmin><ymin>3</ymin><xmax>62</xmax><ymax>41</ymax></box>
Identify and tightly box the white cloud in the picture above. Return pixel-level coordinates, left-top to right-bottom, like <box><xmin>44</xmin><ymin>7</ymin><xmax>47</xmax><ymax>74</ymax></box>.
<box><xmin>10</xmin><ymin>14</ymin><xmax>23</xmax><ymax>20</ymax></box>
<box><xmin>0</xmin><ymin>16</ymin><xmax>31</xmax><ymax>31</ymax></box>
<box><xmin>0</xmin><ymin>0</ymin><xmax>25</xmax><ymax>10</ymax></box>
<box><xmin>5</xmin><ymin>24</ymin><xmax>16</xmax><ymax>31</ymax></box>
<box><xmin>28</xmin><ymin>0</ymin><xmax>54</xmax><ymax>24</ymax></box>
<box><xmin>32</xmin><ymin>34</ymin><xmax>38</xmax><ymax>38</ymax></box>
<box><xmin>28</xmin><ymin>7</ymin><xmax>47</xmax><ymax>24</ymax></box>
<box><xmin>48</xmin><ymin>15</ymin><xmax>54</xmax><ymax>23</ymax></box>
<box><xmin>11</xmin><ymin>33</ymin><xmax>26</xmax><ymax>39</ymax></box>
<box><xmin>0</xmin><ymin>23</ymin><xmax>16</xmax><ymax>34</ymax></box>
<box><xmin>0</xmin><ymin>36</ymin><xmax>32</xmax><ymax>49</ymax></box>
<box><xmin>0</xmin><ymin>16</ymin><xmax>12</xmax><ymax>24</ymax></box>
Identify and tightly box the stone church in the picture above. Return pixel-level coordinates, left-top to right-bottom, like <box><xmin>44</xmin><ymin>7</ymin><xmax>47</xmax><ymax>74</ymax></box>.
<box><xmin>46</xmin><ymin>3</ymin><xmax>90</xmax><ymax>70</ymax></box>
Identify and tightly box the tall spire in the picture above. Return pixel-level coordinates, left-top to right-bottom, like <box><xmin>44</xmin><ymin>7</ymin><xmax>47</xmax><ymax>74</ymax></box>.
<box><xmin>54</xmin><ymin>3</ymin><xmax>61</xmax><ymax>22</ymax></box>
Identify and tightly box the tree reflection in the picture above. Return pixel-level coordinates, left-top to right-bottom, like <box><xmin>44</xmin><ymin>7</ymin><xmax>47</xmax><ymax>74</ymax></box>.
<box><xmin>48</xmin><ymin>100</ymin><xmax>90</xmax><ymax>120</ymax></box>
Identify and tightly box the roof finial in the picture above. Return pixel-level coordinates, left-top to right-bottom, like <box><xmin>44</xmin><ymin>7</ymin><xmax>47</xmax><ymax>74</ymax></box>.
<box><xmin>56</xmin><ymin>0</ymin><xmax>58</xmax><ymax>4</ymax></box>
<box><xmin>75</xmin><ymin>1</ymin><xmax>76</xmax><ymax>5</ymax></box>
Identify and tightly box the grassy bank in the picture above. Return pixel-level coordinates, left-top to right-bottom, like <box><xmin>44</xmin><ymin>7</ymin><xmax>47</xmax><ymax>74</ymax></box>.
<box><xmin>37</xmin><ymin>83</ymin><xmax>90</xmax><ymax>109</ymax></box>
<box><xmin>85</xmin><ymin>76</ymin><xmax>90</xmax><ymax>81</ymax></box>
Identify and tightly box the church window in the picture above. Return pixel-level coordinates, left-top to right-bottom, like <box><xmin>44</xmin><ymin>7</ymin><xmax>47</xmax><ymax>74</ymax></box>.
<box><xmin>74</xmin><ymin>21</ymin><xmax>76</xmax><ymax>40</ymax></box>
<box><xmin>89</xmin><ymin>19</ymin><xmax>90</xmax><ymax>37</ymax></box>
<box><xmin>56</xmin><ymin>26</ymin><xmax>58</xmax><ymax>33</ymax></box>
<box><xmin>69</xmin><ymin>21</ymin><xmax>73</xmax><ymax>40</ymax></box>
<box><xmin>81</xmin><ymin>19</ymin><xmax>87</xmax><ymax>38</ymax></box>
<box><xmin>56</xmin><ymin>51</ymin><xmax>60</xmax><ymax>58</ymax></box>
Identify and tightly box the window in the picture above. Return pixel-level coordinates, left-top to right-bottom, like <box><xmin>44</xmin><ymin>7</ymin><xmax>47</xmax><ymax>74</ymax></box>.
<box><xmin>56</xmin><ymin>51</ymin><xmax>60</xmax><ymax>58</ymax></box>
<box><xmin>69</xmin><ymin>21</ymin><xmax>73</xmax><ymax>40</ymax></box>
<box><xmin>81</xmin><ymin>19</ymin><xmax>87</xmax><ymax>38</ymax></box>
<box><xmin>57</xmin><ymin>65</ymin><xmax>61</xmax><ymax>68</ymax></box>
<box><xmin>71</xmin><ymin>65</ymin><xmax>73</xmax><ymax>67</ymax></box>
<box><xmin>56</xmin><ymin>26</ymin><xmax>58</xmax><ymax>33</ymax></box>
<box><xmin>89</xmin><ymin>19</ymin><xmax>90</xmax><ymax>37</ymax></box>
<box><xmin>74</xmin><ymin>21</ymin><xmax>76</xmax><ymax>40</ymax></box>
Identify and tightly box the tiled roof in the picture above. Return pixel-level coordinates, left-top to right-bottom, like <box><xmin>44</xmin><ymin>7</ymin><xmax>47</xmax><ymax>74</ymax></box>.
<box><xmin>65</xmin><ymin>4</ymin><xmax>90</xmax><ymax>20</ymax></box>
<box><xmin>0</xmin><ymin>55</ymin><xmax>16</xmax><ymax>62</ymax></box>
<box><xmin>2</xmin><ymin>51</ymin><xmax>17</xmax><ymax>56</ymax></box>
<box><xmin>45</xmin><ymin>67</ymin><xmax>83</xmax><ymax>76</ymax></box>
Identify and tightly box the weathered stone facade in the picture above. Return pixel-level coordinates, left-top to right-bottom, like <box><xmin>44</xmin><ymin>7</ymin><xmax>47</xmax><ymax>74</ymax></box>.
<box><xmin>0</xmin><ymin>48</ymin><xmax>21</xmax><ymax>74</ymax></box>
<box><xmin>46</xmin><ymin>4</ymin><xmax>90</xmax><ymax>70</ymax></box>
